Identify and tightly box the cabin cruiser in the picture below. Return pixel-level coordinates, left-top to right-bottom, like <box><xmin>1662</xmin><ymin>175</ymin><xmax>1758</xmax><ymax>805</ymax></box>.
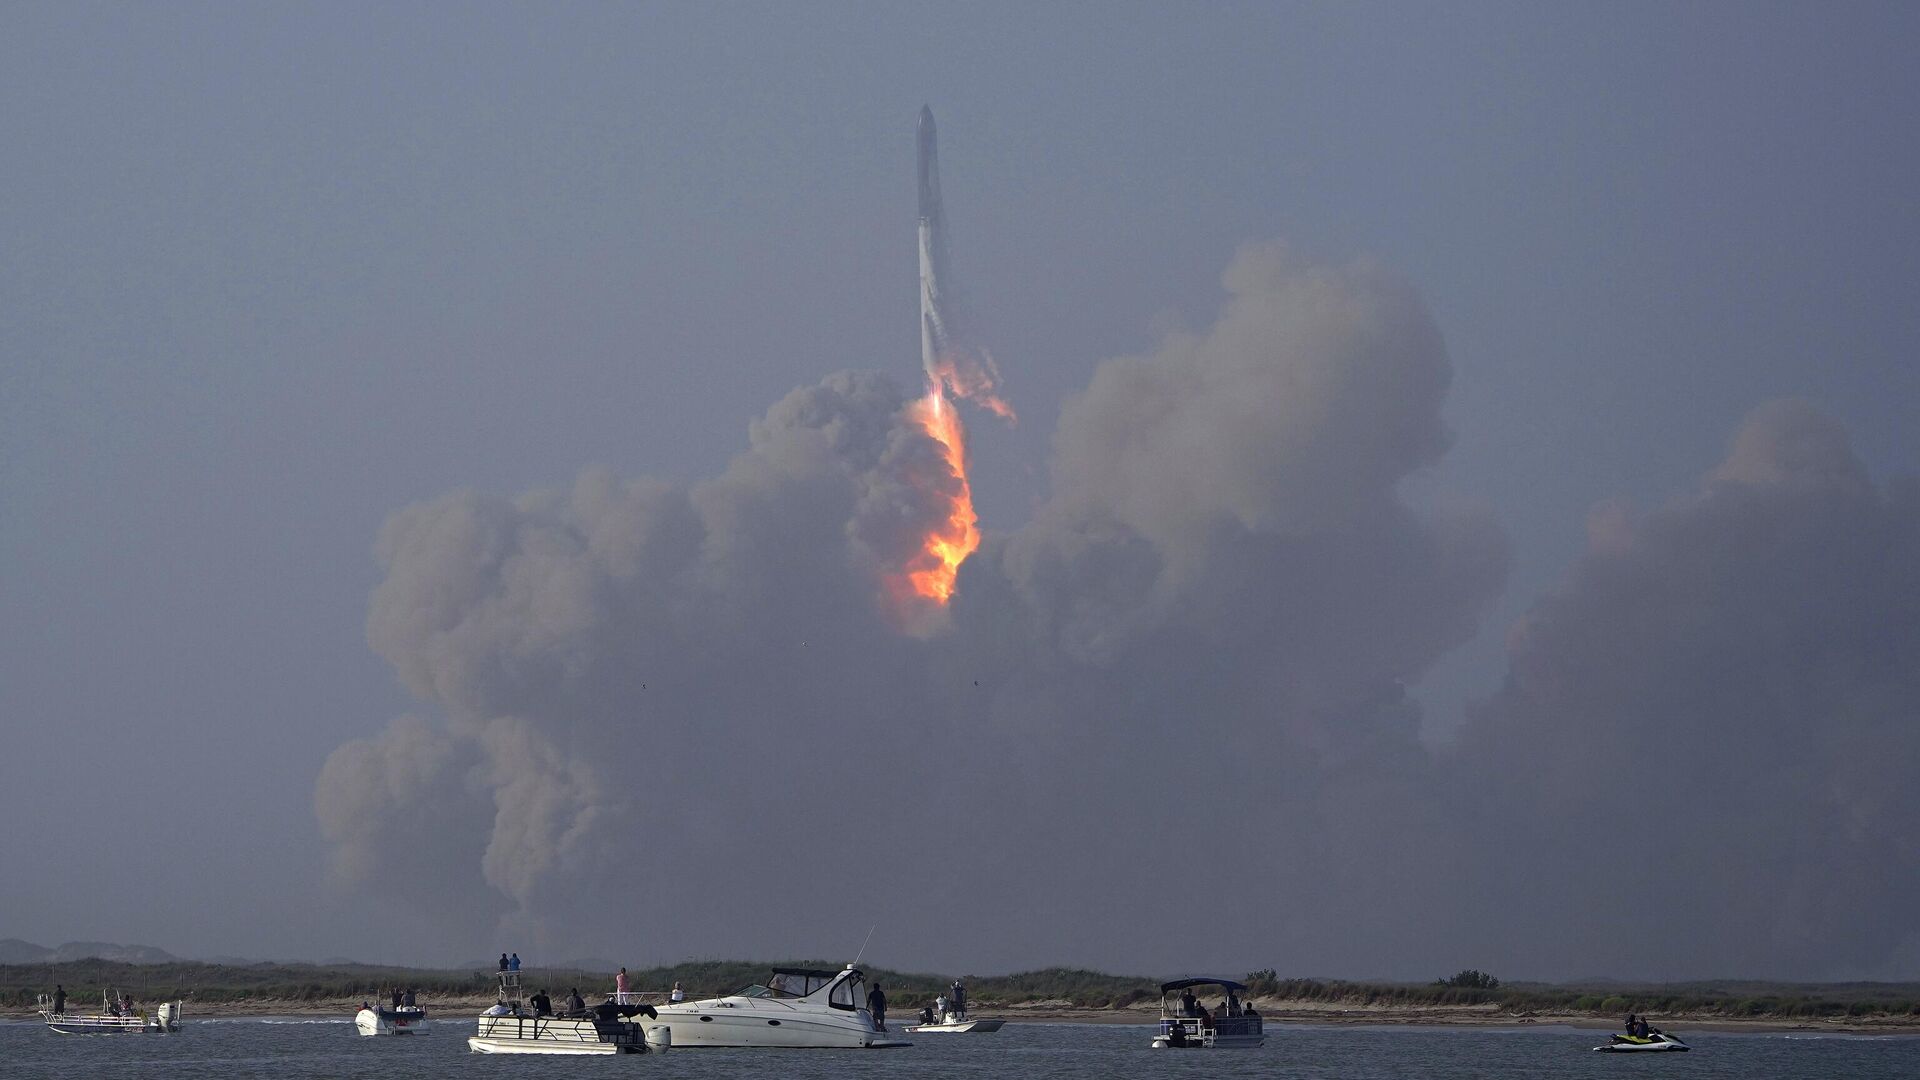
<box><xmin>38</xmin><ymin>989</ymin><xmax>183</xmax><ymax>1034</ymax></box>
<box><xmin>355</xmin><ymin>1002</ymin><xmax>428</xmax><ymax>1035</ymax></box>
<box><xmin>1149</xmin><ymin>977</ymin><xmax>1264</xmax><ymax>1048</ymax></box>
<box><xmin>646</xmin><ymin>965</ymin><xmax>910</xmax><ymax>1048</ymax></box>
<box><xmin>468</xmin><ymin>970</ymin><xmax>665</xmax><ymax>1055</ymax></box>
<box><xmin>1594</xmin><ymin>1031</ymin><xmax>1689</xmax><ymax>1052</ymax></box>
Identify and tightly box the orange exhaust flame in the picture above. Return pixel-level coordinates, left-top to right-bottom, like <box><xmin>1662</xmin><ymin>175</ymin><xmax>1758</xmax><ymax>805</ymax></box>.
<box><xmin>927</xmin><ymin>350</ymin><xmax>1017</xmax><ymax>424</ymax></box>
<box><xmin>889</xmin><ymin>385</ymin><xmax>980</xmax><ymax>609</ymax></box>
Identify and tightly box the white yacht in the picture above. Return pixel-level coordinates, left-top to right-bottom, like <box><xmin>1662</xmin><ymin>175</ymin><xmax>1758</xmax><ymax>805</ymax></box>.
<box><xmin>467</xmin><ymin>971</ymin><xmax>664</xmax><ymax>1055</ymax></box>
<box><xmin>646</xmin><ymin>965</ymin><xmax>910</xmax><ymax>1048</ymax></box>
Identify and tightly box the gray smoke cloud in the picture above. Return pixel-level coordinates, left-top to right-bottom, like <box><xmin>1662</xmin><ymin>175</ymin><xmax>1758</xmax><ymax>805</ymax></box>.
<box><xmin>316</xmin><ymin>242</ymin><xmax>1919</xmax><ymax>979</ymax></box>
<box><xmin>317</xmin><ymin>241</ymin><xmax>1510</xmax><ymax>972</ymax></box>
<box><xmin>1452</xmin><ymin>400</ymin><xmax>1920</xmax><ymax>978</ymax></box>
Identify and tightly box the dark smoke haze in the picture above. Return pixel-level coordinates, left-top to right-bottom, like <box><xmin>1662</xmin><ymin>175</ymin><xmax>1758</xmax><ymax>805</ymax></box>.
<box><xmin>315</xmin><ymin>245</ymin><xmax>1920</xmax><ymax>978</ymax></box>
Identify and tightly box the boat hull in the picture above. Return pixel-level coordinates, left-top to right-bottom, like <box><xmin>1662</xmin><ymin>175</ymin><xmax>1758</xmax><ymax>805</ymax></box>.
<box><xmin>648</xmin><ymin>1004</ymin><xmax>908</xmax><ymax>1048</ymax></box>
<box><xmin>1594</xmin><ymin>1034</ymin><xmax>1689</xmax><ymax>1052</ymax></box>
<box><xmin>356</xmin><ymin>1007</ymin><xmax>428</xmax><ymax>1035</ymax></box>
<box><xmin>468</xmin><ymin>1036</ymin><xmax>628</xmax><ymax>1055</ymax></box>
<box><xmin>906</xmin><ymin>1018</ymin><xmax>1005</xmax><ymax>1033</ymax></box>
<box><xmin>1151</xmin><ymin>1017</ymin><xmax>1265</xmax><ymax>1049</ymax></box>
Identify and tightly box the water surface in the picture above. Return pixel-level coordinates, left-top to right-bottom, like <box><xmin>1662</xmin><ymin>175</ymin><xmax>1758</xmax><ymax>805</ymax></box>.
<box><xmin>1</xmin><ymin>1017</ymin><xmax>1914</xmax><ymax>1078</ymax></box>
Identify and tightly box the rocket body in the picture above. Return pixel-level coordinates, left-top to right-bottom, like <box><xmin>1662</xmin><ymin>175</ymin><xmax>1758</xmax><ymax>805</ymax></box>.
<box><xmin>913</xmin><ymin>106</ymin><xmax>1013</xmax><ymax>421</ymax></box>
<box><xmin>918</xmin><ymin>106</ymin><xmax>951</xmax><ymax>380</ymax></box>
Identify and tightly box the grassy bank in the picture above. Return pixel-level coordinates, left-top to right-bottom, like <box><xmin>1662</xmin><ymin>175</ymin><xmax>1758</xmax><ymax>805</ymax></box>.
<box><xmin>5</xmin><ymin>959</ymin><xmax>1918</xmax><ymax>1023</ymax></box>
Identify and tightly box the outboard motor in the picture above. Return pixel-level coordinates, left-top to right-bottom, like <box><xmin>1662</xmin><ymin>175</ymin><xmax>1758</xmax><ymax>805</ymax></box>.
<box><xmin>645</xmin><ymin>1023</ymin><xmax>672</xmax><ymax>1052</ymax></box>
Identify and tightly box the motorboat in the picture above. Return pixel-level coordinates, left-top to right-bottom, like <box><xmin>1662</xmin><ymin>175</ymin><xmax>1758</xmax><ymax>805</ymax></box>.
<box><xmin>646</xmin><ymin>964</ymin><xmax>910</xmax><ymax>1048</ymax></box>
<box><xmin>905</xmin><ymin>1014</ymin><xmax>1004</xmax><ymax>1033</ymax></box>
<box><xmin>1149</xmin><ymin>977</ymin><xmax>1264</xmax><ymax>1049</ymax></box>
<box><xmin>38</xmin><ymin>989</ymin><xmax>183</xmax><ymax>1034</ymax></box>
<box><xmin>906</xmin><ymin>981</ymin><xmax>1001</xmax><ymax>1033</ymax></box>
<box><xmin>467</xmin><ymin>970</ymin><xmax>665</xmax><ymax>1055</ymax></box>
<box><xmin>355</xmin><ymin>1002</ymin><xmax>428</xmax><ymax>1035</ymax></box>
<box><xmin>1593</xmin><ymin>1031</ymin><xmax>1690</xmax><ymax>1052</ymax></box>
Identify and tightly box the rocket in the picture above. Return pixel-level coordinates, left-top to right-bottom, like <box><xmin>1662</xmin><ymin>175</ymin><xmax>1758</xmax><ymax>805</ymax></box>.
<box><xmin>918</xmin><ymin>105</ymin><xmax>951</xmax><ymax>381</ymax></box>
<box><xmin>914</xmin><ymin>106</ymin><xmax>1014</xmax><ymax>421</ymax></box>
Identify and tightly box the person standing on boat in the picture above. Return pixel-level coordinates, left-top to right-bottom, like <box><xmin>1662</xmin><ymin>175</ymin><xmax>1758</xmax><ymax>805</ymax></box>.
<box><xmin>509</xmin><ymin>952</ymin><xmax>521</xmax><ymax>972</ymax></box>
<box><xmin>867</xmin><ymin>981</ymin><xmax>888</xmax><ymax>1031</ymax></box>
<box><xmin>616</xmin><ymin>967</ymin><xmax>630</xmax><ymax>1004</ymax></box>
<box><xmin>52</xmin><ymin>985</ymin><xmax>66</xmax><ymax>1016</ymax></box>
<box><xmin>1180</xmin><ymin>988</ymin><xmax>1199</xmax><ymax>1017</ymax></box>
<box><xmin>951</xmin><ymin>979</ymin><xmax>967</xmax><ymax>1020</ymax></box>
<box><xmin>935</xmin><ymin>992</ymin><xmax>948</xmax><ymax>1022</ymax></box>
<box><xmin>499</xmin><ymin>953</ymin><xmax>509</xmax><ymax>972</ymax></box>
<box><xmin>403</xmin><ymin>987</ymin><xmax>416</xmax><ymax>1009</ymax></box>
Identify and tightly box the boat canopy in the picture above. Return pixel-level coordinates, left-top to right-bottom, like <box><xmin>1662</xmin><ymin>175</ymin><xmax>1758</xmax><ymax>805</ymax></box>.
<box><xmin>770</xmin><ymin>966</ymin><xmax>843</xmax><ymax>980</ymax></box>
<box><xmin>1159</xmin><ymin>977</ymin><xmax>1249</xmax><ymax>994</ymax></box>
<box><xmin>752</xmin><ymin>965</ymin><xmax>862</xmax><ymax>1000</ymax></box>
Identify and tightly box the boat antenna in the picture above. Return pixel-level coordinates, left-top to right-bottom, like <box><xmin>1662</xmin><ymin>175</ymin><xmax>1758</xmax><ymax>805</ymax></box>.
<box><xmin>852</xmin><ymin>924</ymin><xmax>877</xmax><ymax>967</ymax></box>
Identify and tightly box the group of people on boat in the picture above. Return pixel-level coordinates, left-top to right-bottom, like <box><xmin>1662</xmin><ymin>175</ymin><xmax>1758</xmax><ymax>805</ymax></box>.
<box><xmin>1176</xmin><ymin>987</ymin><xmax>1256</xmax><ymax>1030</ymax></box>
<box><xmin>918</xmin><ymin>979</ymin><xmax>971</xmax><ymax>1025</ymax></box>
<box><xmin>42</xmin><ymin>984</ymin><xmax>135</xmax><ymax>1018</ymax></box>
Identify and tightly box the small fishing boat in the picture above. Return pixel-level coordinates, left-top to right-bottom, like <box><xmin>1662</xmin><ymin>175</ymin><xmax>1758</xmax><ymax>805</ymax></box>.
<box><xmin>355</xmin><ymin>1002</ymin><xmax>428</xmax><ymax>1035</ymax></box>
<box><xmin>467</xmin><ymin>970</ymin><xmax>664</xmax><ymax>1055</ymax></box>
<box><xmin>1149</xmin><ymin>977</ymin><xmax>1264</xmax><ymax>1049</ymax></box>
<box><xmin>38</xmin><ymin>989</ymin><xmax>183</xmax><ymax>1034</ymax></box>
<box><xmin>904</xmin><ymin>1014</ymin><xmax>1004</xmax><ymax>1033</ymax></box>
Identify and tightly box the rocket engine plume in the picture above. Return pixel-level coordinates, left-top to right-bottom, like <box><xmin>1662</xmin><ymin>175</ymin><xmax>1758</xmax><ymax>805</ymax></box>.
<box><xmin>888</xmin><ymin>107</ymin><xmax>1008</xmax><ymax>615</ymax></box>
<box><xmin>891</xmin><ymin>389</ymin><xmax>980</xmax><ymax>608</ymax></box>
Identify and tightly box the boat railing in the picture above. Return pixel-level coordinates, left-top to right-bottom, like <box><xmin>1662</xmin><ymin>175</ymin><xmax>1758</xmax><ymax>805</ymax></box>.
<box><xmin>476</xmin><ymin>1013</ymin><xmax>642</xmax><ymax>1048</ymax></box>
<box><xmin>1159</xmin><ymin>1013</ymin><xmax>1263</xmax><ymax>1038</ymax></box>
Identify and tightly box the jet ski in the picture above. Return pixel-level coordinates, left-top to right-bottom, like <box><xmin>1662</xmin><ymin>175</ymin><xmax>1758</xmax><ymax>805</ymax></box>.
<box><xmin>1593</xmin><ymin>1031</ymin><xmax>1689</xmax><ymax>1052</ymax></box>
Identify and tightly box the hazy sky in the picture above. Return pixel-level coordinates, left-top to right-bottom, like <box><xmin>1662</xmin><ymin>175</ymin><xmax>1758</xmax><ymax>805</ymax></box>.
<box><xmin>4</xmin><ymin>2</ymin><xmax>1917</xmax><ymax>980</ymax></box>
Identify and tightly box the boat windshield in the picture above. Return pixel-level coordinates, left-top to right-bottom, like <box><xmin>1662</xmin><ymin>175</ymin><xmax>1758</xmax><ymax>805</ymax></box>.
<box><xmin>761</xmin><ymin>971</ymin><xmax>839</xmax><ymax>999</ymax></box>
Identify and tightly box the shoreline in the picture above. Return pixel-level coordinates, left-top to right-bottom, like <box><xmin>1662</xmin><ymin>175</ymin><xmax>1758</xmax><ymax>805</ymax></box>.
<box><xmin>9</xmin><ymin>997</ymin><xmax>1915</xmax><ymax>1034</ymax></box>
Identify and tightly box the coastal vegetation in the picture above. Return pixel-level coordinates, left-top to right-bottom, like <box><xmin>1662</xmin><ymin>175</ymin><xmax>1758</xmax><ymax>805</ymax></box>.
<box><xmin>5</xmin><ymin>958</ymin><xmax>1919</xmax><ymax>1022</ymax></box>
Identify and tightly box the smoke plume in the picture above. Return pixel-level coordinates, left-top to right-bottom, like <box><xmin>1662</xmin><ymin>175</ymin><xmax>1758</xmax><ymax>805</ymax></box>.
<box><xmin>316</xmin><ymin>246</ymin><xmax>1919</xmax><ymax>979</ymax></box>
<box><xmin>317</xmin><ymin>242</ymin><xmax>1512</xmax><ymax>972</ymax></box>
<box><xmin>1452</xmin><ymin>400</ymin><xmax>1920</xmax><ymax>978</ymax></box>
